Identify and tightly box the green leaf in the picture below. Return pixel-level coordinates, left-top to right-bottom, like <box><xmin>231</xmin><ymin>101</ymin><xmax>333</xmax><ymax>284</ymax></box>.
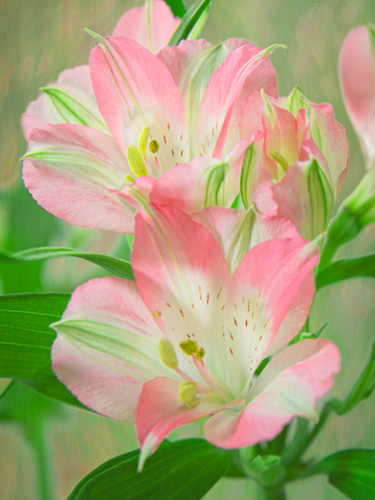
<box><xmin>313</xmin><ymin>449</ymin><xmax>375</xmax><ymax>500</ymax></box>
<box><xmin>0</xmin><ymin>247</ymin><xmax>134</xmax><ymax>281</ymax></box>
<box><xmin>168</xmin><ymin>0</ymin><xmax>211</xmax><ymax>46</ymax></box>
<box><xmin>164</xmin><ymin>0</ymin><xmax>187</xmax><ymax>18</ymax></box>
<box><xmin>0</xmin><ymin>293</ymin><xmax>85</xmax><ymax>408</ymax></box>
<box><xmin>68</xmin><ymin>438</ymin><xmax>233</xmax><ymax>500</ymax></box>
<box><xmin>316</xmin><ymin>254</ymin><xmax>375</xmax><ymax>290</ymax></box>
<box><xmin>326</xmin><ymin>340</ymin><xmax>375</xmax><ymax>417</ymax></box>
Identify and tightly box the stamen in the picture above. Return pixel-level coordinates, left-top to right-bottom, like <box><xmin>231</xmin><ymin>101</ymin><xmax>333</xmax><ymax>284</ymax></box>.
<box><xmin>178</xmin><ymin>381</ymin><xmax>200</xmax><ymax>408</ymax></box>
<box><xmin>138</xmin><ymin>126</ymin><xmax>150</xmax><ymax>158</ymax></box>
<box><xmin>149</xmin><ymin>139</ymin><xmax>159</xmax><ymax>154</ymax></box>
<box><xmin>124</xmin><ymin>174</ymin><xmax>135</xmax><ymax>183</ymax></box>
<box><xmin>126</xmin><ymin>145</ymin><xmax>148</xmax><ymax>177</ymax></box>
<box><xmin>196</xmin><ymin>347</ymin><xmax>205</xmax><ymax>361</ymax></box>
<box><xmin>158</xmin><ymin>339</ymin><xmax>178</xmax><ymax>370</ymax></box>
<box><xmin>180</xmin><ymin>339</ymin><xmax>198</xmax><ymax>355</ymax></box>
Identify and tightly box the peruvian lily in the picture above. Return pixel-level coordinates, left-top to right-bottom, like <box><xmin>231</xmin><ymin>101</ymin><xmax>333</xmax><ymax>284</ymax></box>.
<box><xmin>339</xmin><ymin>24</ymin><xmax>375</xmax><ymax>169</ymax></box>
<box><xmin>51</xmin><ymin>204</ymin><xmax>340</xmax><ymax>468</ymax></box>
<box><xmin>238</xmin><ymin>87</ymin><xmax>349</xmax><ymax>241</ymax></box>
<box><xmin>22</xmin><ymin>25</ymin><xmax>277</xmax><ymax>232</ymax></box>
<box><xmin>21</xmin><ymin>0</ymin><xmax>179</xmax><ymax>139</ymax></box>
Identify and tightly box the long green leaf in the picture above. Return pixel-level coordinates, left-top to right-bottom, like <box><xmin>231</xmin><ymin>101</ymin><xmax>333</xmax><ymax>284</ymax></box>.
<box><xmin>168</xmin><ymin>0</ymin><xmax>211</xmax><ymax>46</ymax></box>
<box><xmin>164</xmin><ymin>0</ymin><xmax>187</xmax><ymax>18</ymax></box>
<box><xmin>313</xmin><ymin>449</ymin><xmax>375</xmax><ymax>500</ymax></box>
<box><xmin>316</xmin><ymin>254</ymin><xmax>375</xmax><ymax>290</ymax></box>
<box><xmin>0</xmin><ymin>247</ymin><xmax>134</xmax><ymax>281</ymax></box>
<box><xmin>68</xmin><ymin>439</ymin><xmax>233</xmax><ymax>500</ymax></box>
<box><xmin>0</xmin><ymin>293</ymin><xmax>84</xmax><ymax>408</ymax></box>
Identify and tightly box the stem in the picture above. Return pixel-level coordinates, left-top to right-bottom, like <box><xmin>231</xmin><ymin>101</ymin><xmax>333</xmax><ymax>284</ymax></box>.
<box><xmin>281</xmin><ymin>417</ymin><xmax>308</xmax><ymax>466</ymax></box>
<box><xmin>25</xmin><ymin>424</ymin><xmax>55</xmax><ymax>500</ymax></box>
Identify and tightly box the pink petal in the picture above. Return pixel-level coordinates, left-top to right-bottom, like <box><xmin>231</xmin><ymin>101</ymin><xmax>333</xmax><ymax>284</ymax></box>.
<box><xmin>52</xmin><ymin>277</ymin><xmax>165</xmax><ymax>422</ymax></box>
<box><xmin>21</xmin><ymin>65</ymin><xmax>105</xmax><ymax>140</ymax></box>
<box><xmin>158</xmin><ymin>39</ymin><xmax>258</xmax><ymax>139</ymax></box>
<box><xmin>339</xmin><ymin>26</ymin><xmax>375</xmax><ymax>165</ymax></box>
<box><xmin>136</xmin><ymin>377</ymin><xmax>241</xmax><ymax>465</ymax></box>
<box><xmin>150</xmin><ymin>140</ymin><xmax>248</xmax><ymax>214</ymax></box>
<box><xmin>308</xmin><ymin>102</ymin><xmax>349</xmax><ymax>195</ymax></box>
<box><xmin>133</xmin><ymin>204</ymin><xmax>230</xmax><ymax>379</ymax></box>
<box><xmin>221</xmin><ymin>237</ymin><xmax>318</xmax><ymax>393</ymax></box>
<box><xmin>23</xmin><ymin>123</ymin><xmax>136</xmax><ymax>233</ymax></box>
<box><xmin>113</xmin><ymin>0</ymin><xmax>179</xmax><ymax>54</ymax></box>
<box><xmin>90</xmin><ymin>37</ymin><xmax>188</xmax><ymax>172</ymax></box>
<box><xmin>193</xmin><ymin>207</ymin><xmax>299</xmax><ymax>275</ymax></box>
<box><xmin>205</xmin><ymin>339</ymin><xmax>340</xmax><ymax>448</ymax></box>
<box><xmin>196</xmin><ymin>44</ymin><xmax>277</xmax><ymax>159</ymax></box>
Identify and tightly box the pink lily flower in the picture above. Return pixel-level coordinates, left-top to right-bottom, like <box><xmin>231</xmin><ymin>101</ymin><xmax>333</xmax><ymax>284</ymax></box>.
<box><xmin>51</xmin><ymin>204</ymin><xmax>340</xmax><ymax>467</ymax></box>
<box><xmin>238</xmin><ymin>88</ymin><xmax>349</xmax><ymax>240</ymax></box>
<box><xmin>22</xmin><ymin>24</ymin><xmax>277</xmax><ymax>233</ymax></box>
<box><xmin>339</xmin><ymin>24</ymin><xmax>375</xmax><ymax>169</ymax></box>
<box><xmin>21</xmin><ymin>0</ymin><xmax>179</xmax><ymax>139</ymax></box>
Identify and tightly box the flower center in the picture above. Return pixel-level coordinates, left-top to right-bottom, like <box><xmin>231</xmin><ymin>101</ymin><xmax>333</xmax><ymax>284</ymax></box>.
<box><xmin>126</xmin><ymin>126</ymin><xmax>160</xmax><ymax>180</ymax></box>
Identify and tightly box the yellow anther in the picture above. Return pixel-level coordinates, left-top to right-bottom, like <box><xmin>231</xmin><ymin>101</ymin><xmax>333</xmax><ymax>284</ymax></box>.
<box><xmin>126</xmin><ymin>145</ymin><xmax>148</xmax><ymax>177</ymax></box>
<box><xmin>178</xmin><ymin>381</ymin><xmax>200</xmax><ymax>408</ymax></box>
<box><xmin>196</xmin><ymin>347</ymin><xmax>205</xmax><ymax>361</ymax></box>
<box><xmin>180</xmin><ymin>340</ymin><xmax>198</xmax><ymax>355</ymax></box>
<box><xmin>149</xmin><ymin>139</ymin><xmax>159</xmax><ymax>154</ymax></box>
<box><xmin>155</xmin><ymin>310</ymin><xmax>161</xmax><ymax>317</ymax></box>
<box><xmin>138</xmin><ymin>126</ymin><xmax>150</xmax><ymax>158</ymax></box>
<box><xmin>158</xmin><ymin>339</ymin><xmax>178</xmax><ymax>370</ymax></box>
<box><xmin>124</xmin><ymin>174</ymin><xmax>135</xmax><ymax>183</ymax></box>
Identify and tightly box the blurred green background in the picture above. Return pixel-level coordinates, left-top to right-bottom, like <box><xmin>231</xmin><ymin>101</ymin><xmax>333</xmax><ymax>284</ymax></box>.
<box><xmin>0</xmin><ymin>0</ymin><xmax>374</xmax><ymax>498</ymax></box>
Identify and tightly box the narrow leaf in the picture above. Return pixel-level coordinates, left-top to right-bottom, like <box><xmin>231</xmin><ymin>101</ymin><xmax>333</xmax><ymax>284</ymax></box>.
<box><xmin>316</xmin><ymin>254</ymin><xmax>375</xmax><ymax>290</ymax></box>
<box><xmin>164</xmin><ymin>0</ymin><xmax>187</xmax><ymax>18</ymax></box>
<box><xmin>313</xmin><ymin>449</ymin><xmax>375</xmax><ymax>500</ymax></box>
<box><xmin>325</xmin><ymin>340</ymin><xmax>375</xmax><ymax>416</ymax></box>
<box><xmin>0</xmin><ymin>247</ymin><xmax>134</xmax><ymax>281</ymax></box>
<box><xmin>68</xmin><ymin>439</ymin><xmax>233</xmax><ymax>500</ymax></box>
<box><xmin>168</xmin><ymin>0</ymin><xmax>211</xmax><ymax>46</ymax></box>
<box><xmin>0</xmin><ymin>293</ymin><xmax>85</xmax><ymax>408</ymax></box>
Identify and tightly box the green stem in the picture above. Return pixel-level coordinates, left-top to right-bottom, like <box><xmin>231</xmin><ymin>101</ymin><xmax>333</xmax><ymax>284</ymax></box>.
<box><xmin>281</xmin><ymin>418</ymin><xmax>309</xmax><ymax>466</ymax></box>
<box><xmin>25</xmin><ymin>424</ymin><xmax>55</xmax><ymax>500</ymax></box>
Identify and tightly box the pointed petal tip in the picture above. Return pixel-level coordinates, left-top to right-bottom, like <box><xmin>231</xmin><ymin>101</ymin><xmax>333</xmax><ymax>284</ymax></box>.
<box><xmin>137</xmin><ymin>433</ymin><xmax>158</xmax><ymax>472</ymax></box>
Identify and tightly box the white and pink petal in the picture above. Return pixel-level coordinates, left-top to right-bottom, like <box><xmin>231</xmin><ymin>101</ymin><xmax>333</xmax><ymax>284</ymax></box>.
<box><xmin>51</xmin><ymin>277</ymin><xmax>171</xmax><ymax>422</ymax></box>
<box><xmin>205</xmin><ymin>339</ymin><xmax>340</xmax><ymax>448</ymax></box>
<box><xmin>23</xmin><ymin>123</ymin><xmax>136</xmax><ymax>233</ymax></box>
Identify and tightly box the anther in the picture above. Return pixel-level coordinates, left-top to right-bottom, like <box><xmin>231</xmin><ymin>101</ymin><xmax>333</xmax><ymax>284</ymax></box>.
<box><xmin>158</xmin><ymin>339</ymin><xmax>178</xmax><ymax>370</ymax></box>
<box><xmin>149</xmin><ymin>139</ymin><xmax>159</xmax><ymax>154</ymax></box>
<box><xmin>180</xmin><ymin>339</ymin><xmax>198</xmax><ymax>355</ymax></box>
<box><xmin>178</xmin><ymin>381</ymin><xmax>200</xmax><ymax>408</ymax></box>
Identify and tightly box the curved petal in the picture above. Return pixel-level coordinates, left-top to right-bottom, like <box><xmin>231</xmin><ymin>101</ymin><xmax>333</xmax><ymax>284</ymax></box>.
<box><xmin>52</xmin><ymin>277</ymin><xmax>169</xmax><ymax>422</ymax></box>
<box><xmin>272</xmin><ymin>160</ymin><xmax>335</xmax><ymax>241</ymax></box>
<box><xmin>23</xmin><ymin>123</ymin><xmax>136</xmax><ymax>233</ymax></box>
<box><xmin>339</xmin><ymin>26</ymin><xmax>375</xmax><ymax>166</ymax></box>
<box><xmin>196</xmin><ymin>44</ymin><xmax>277</xmax><ymax>159</ymax></box>
<box><xmin>113</xmin><ymin>0</ymin><xmax>179</xmax><ymax>54</ymax></box>
<box><xmin>136</xmin><ymin>377</ymin><xmax>242</xmax><ymax>467</ymax></box>
<box><xmin>308</xmin><ymin>102</ymin><xmax>349</xmax><ymax>195</ymax></box>
<box><xmin>221</xmin><ymin>237</ymin><xmax>318</xmax><ymax>395</ymax></box>
<box><xmin>150</xmin><ymin>140</ymin><xmax>248</xmax><ymax>214</ymax></box>
<box><xmin>193</xmin><ymin>207</ymin><xmax>299</xmax><ymax>275</ymax></box>
<box><xmin>133</xmin><ymin>204</ymin><xmax>230</xmax><ymax>380</ymax></box>
<box><xmin>21</xmin><ymin>65</ymin><xmax>106</xmax><ymax>139</ymax></box>
<box><xmin>90</xmin><ymin>36</ymin><xmax>188</xmax><ymax>173</ymax></box>
<box><xmin>205</xmin><ymin>339</ymin><xmax>340</xmax><ymax>448</ymax></box>
<box><xmin>158</xmin><ymin>39</ymin><xmax>257</xmax><ymax>148</ymax></box>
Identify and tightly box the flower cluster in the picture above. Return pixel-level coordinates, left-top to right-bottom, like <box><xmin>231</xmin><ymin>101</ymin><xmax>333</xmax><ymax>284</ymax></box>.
<box><xmin>21</xmin><ymin>0</ymin><xmax>348</xmax><ymax>466</ymax></box>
